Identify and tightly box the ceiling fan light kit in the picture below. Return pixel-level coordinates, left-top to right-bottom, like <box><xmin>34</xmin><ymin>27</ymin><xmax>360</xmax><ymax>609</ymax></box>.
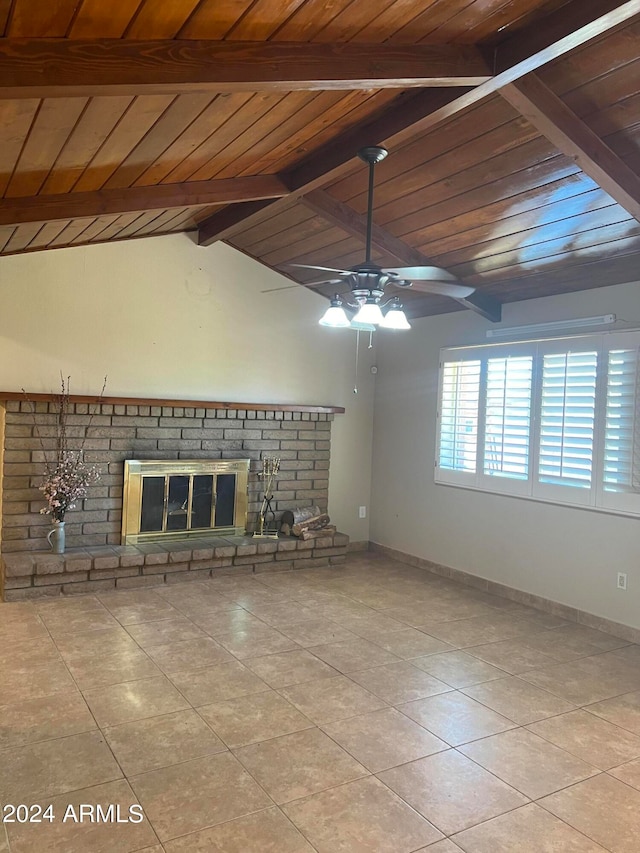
<box><xmin>297</xmin><ymin>145</ymin><xmax>473</xmax><ymax>333</ymax></box>
<box><xmin>318</xmin><ymin>297</ymin><xmax>351</xmax><ymax>328</ymax></box>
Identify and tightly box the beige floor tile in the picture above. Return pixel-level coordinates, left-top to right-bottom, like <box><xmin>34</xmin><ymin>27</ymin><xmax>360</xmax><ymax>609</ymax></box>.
<box><xmin>168</xmin><ymin>660</ymin><xmax>269</xmax><ymax>706</ymax></box>
<box><xmin>0</xmin><ymin>691</ymin><xmax>96</xmax><ymax>749</ymax></box>
<box><xmin>340</xmin><ymin>613</ymin><xmax>416</xmax><ymax>641</ymax></box>
<box><xmin>83</xmin><ymin>675</ymin><xmax>190</xmax><ymax>727</ymax></box>
<box><xmin>587</xmin><ymin>690</ymin><xmax>640</xmax><ymax>735</ymax></box>
<box><xmin>467</xmin><ymin>639</ymin><xmax>558</xmax><ymax>674</ymax></box>
<box><xmin>0</xmin><ymin>635</ymin><xmax>62</xmax><ymax>669</ymax></box>
<box><xmin>412</xmin><ymin>650</ymin><xmax>507</xmax><ymax>688</ymax></box>
<box><xmin>0</xmin><ymin>730</ymin><xmax>122</xmax><ymax>802</ymax></box>
<box><xmin>54</xmin><ymin>627</ymin><xmax>140</xmax><ymax>661</ymax></box>
<box><xmin>66</xmin><ymin>648</ymin><xmax>162</xmax><ymax>690</ymax></box>
<box><xmin>198</xmin><ymin>690</ymin><xmax>313</xmax><ymax>747</ymax></box>
<box><xmin>420</xmin><ymin>615</ymin><xmax>546</xmax><ymax>648</ymax></box>
<box><xmin>307</xmin><ymin>638</ymin><xmax>401</xmax><ymax>673</ymax></box>
<box><xmin>215</xmin><ymin>624</ymin><xmax>300</xmax><ymax>659</ymax></box>
<box><xmin>104</xmin><ymin>709</ymin><xmax>226</xmax><ymax>775</ymax></box>
<box><xmin>524</xmin><ymin>625</ymin><xmax>630</xmax><ymax>662</ymax></box>
<box><xmin>541</xmin><ymin>773</ymin><xmax>640</xmax><ymax>853</ymax></box>
<box><xmin>283</xmin><ymin>776</ymin><xmax>443</xmax><ymax>852</ymax></box>
<box><xmin>418</xmin><ymin>841</ymin><xmax>464</xmax><ymax>852</ymax></box>
<box><xmin>315</xmin><ymin>600</ymin><xmax>378</xmax><ymax>621</ymax></box>
<box><xmin>189</xmin><ymin>608</ymin><xmax>268</xmax><ymax>636</ymax></box>
<box><xmin>163</xmin><ymin>807</ymin><xmax>315</xmax><ymax>852</ymax></box>
<box><xmin>280</xmin><ymin>674</ymin><xmax>387</xmax><ymax>725</ymax></box>
<box><xmin>35</xmin><ymin>595</ymin><xmax>104</xmax><ymax>615</ymax></box>
<box><xmin>39</xmin><ymin>607</ymin><xmax>121</xmax><ymax>637</ymax></box>
<box><xmin>226</xmin><ymin>587</ymin><xmax>293</xmax><ymax>606</ymax></box>
<box><xmin>235</xmin><ymin>727</ymin><xmax>368</xmax><ymax>804</ymax></box>
<box><xmin>100</xmin><ymin>594</ymin><xmax>180</xmax><ymax>625</ymax></box>
<box><xmin>278</xmin><ymin>618</ymin><xmax>359</xmax><ymax>647</ymax></box>
<box><xmin>459</xmin><ymin>728</ymin><xmax>598</xmax><ymax>799</ymax></box>
<box><xmin>609</xmin><ymin>756</ymin><xmax>640</xmax><ymax>790</ymax></box>
<box><xmin>0</xmin><ymin>612</ymin><xmax>48</xmax><ymax>644</ymax></box>
<box><xmin>244</xmin><ymin>649</ymin><xmax>338</xmax><ymax>688</ymax></box>
<box><xmin>349</xmin><ymin>661</ymin><xmax>452</xmax><ymax>704</ymax></box>
<box><xmin>323</xmin><ymin>707</ymin><xmax>447</xmax><ymax>771</ymax></box>
<box><xmin>4</xmin><ymin>779</ymin><xmax>158</xmax><ymax>853</ymax></box>
<box><xmin>399</xmin><ymin>691</ymin><xmax>516</xmax><ymax>746</ymax></box>
<box><xmin>382</xmin><ymin>603</ymin><xmax>472</xmax><ymax>627</ymax></box>
<box><xmin>452</xmin><ymin>803</ymin><xmax>607</xmax><ymax>852</ymax></box>
<box><xmin>607</xmin><ymin>644</ymin><xmax>640</xmax><ymax>666</ymax></box>
<box><xmin>130</xmin><ymin>752</ymin><xmax>272</xmax><ymax>842</ymax></box>
<box><xmin>462</xmin><ymin>676</ymin><xmax>575</xmax><ymax>724</ymax></box>
<box><xmin>0</xmin><ymin>660</ymin><xmax>76</xmax><ymax>705</ymax></box>
<box><xmin>369</xmin><ymin>628</ymin><xmax>454</xmax><ymax>659</ymax></box>
<box><xmin>378</xmin><ymin>750</ymin><xmax>528</xmax><ymax>835</ymax></box>
<box><xmin>242</xmin><ymin>601</ymin><xmax>318</xmax><ymax>627</ymax></box>
<box><xmin>144</xmin><ymin>638</ymin><xmax>234</xmax><ymax>673</ymax></box>
<box><xmin>125</xmin><ymin>617</ymin><xmax>207</xmax><ymax>649</ymax></box>
<box><xmin>521</xmin><ymin>655</ymin><xmax>640</xmax><ymax>706</ymax></box>
<box><xmin>506</xmin><ymin>610</ymin><xmax>572</xmax><ymax>630</ymax></box>
<box><xmin>528</xmin><ymin>709</ymin><xmax>640</xmax><ymax>770</ymax></box>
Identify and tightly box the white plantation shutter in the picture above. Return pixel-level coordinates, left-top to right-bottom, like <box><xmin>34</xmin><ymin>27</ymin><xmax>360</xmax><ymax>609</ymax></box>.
<box><xmin>537</xmin><ymin>350</ymin><xmax>597</xmax><ymax>494</ymax></box>
<box><xmin>437</xmin><ymin>330</ymin><xmax>640</xmax><ymax>516</ymax></box>
<box><xmin>599</xmin><ymin>339</ymin><xmax>640</xmax><ymax>514</ymax></box>
<box><xmin>483</xmin><ymin>355</ymin><xmax>533</xmax><ymax>481</ymax></box>
<box><xmin>438</xmin><ymin>360</ymin><xmax>481</xmax><ymax>477</ymax></box>
<box><xmin>603</xmin><ymin>348</ymin><xmax>638</xmax><ymax>492</ymax></box>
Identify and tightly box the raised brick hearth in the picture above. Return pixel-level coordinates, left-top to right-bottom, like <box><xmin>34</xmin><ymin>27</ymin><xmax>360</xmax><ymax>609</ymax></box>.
<box><xmin>1</xmin><ymin>532</ymin><xmax>349</xmax><ymax>600</ymax></box>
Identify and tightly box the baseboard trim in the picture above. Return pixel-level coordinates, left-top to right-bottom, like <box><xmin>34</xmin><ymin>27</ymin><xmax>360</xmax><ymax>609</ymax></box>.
<box><xmin>369</xmin><ymin>541</ymin><xmax>640</xmax><ymax>645</ymax></box>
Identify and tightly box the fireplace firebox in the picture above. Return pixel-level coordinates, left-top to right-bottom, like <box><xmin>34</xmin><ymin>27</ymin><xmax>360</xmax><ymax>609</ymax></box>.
<box><xmin>121</xmin><ymin>459</ymin><xmax>250</xmax><ymax>544</ymax></box>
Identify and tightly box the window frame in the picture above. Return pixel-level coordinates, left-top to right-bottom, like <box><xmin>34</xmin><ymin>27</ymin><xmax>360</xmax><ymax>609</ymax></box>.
<box><xmin>435</xmin><ymin>329</ymin><xmax>640</xmax><ymax>518</ymax></box>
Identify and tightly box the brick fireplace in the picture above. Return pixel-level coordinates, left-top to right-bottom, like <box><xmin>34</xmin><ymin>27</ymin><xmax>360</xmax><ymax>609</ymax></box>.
<box><xmin>0</xmin><ymin>396</ymin><xmax>348</xmax><ymax>599</ymax></box>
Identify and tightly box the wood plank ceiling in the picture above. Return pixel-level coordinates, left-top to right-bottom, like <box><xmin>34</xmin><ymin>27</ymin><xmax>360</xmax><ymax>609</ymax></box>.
<box><xmin>0</xmin><ymin>0</ymin><xmax>638</xmax><ymax>319</ymax></box>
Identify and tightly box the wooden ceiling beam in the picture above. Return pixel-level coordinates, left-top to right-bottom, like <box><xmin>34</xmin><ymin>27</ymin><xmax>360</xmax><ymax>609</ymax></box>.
<box><xmin>298</xmin><ymin>189</ymin><xmax>502</xmax><ymax>322</ymax></box>
<box><xmin>494</xmin><ymin>0</ymin><xmax>636</xmax><ymax>72</ymax></box>
<box><xmin>0</xmin><ymin>40</ymin><xmax>491</xmax><ymax>98</ymax></box>
<box><xmin>0</xmin><ymin>175</ymin><xmax>289</xmax><ymax>227</ymax></box>
<box><xmin>198</xmin><ymin>88</ymin><xmax>473</xmax><ymax>245</ymax></box>
<box><xmin>501</xmin><ymin>73</ymin><xmax>640</xmax><ymax>222</ymax></box>
<box><xmin>197</xmin><ymin>0</ymin><xmax>640</xmax><ymax>247</ymax></box>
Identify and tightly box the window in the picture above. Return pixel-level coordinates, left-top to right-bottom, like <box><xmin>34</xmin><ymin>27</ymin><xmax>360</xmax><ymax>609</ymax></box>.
<box><xmin>436</xmin><ymin>330</ymin><xmax>640</xmax><ymax>516</ymax></box>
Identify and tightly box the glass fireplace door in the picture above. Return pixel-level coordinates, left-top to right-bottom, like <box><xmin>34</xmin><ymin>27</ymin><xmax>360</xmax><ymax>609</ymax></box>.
<box><xmin>122</xmin><ymin>460</ymin><xmax>249</xmax><ymax>543</ymax></box>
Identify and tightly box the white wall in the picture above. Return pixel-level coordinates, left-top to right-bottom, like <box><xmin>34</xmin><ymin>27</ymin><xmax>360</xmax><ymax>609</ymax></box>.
<box><xmin>0</xmin><ymin>234</ymin><xmax>375</xmax><ymax>541</ymax></box>
<box><xmin>370</xmin><ymin>281</ymin><xmax>640</xmax><ymax>629</ymax></box>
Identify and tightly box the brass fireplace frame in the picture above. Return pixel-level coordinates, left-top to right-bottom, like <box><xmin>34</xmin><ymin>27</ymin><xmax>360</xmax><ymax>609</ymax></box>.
<box><xmin>121</xmin><ymin>459</ymin><xmax>250</xmax><ymax>544</ymax></box>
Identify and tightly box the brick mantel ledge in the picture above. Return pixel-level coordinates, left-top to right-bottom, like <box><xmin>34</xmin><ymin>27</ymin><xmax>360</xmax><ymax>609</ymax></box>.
<box><xmin>1</xmin><ymin>532</ymin><xmax>350</xmax><ymax>600</ymax></box>
<box><xmin>0</xmin><ymin>392</ymin><xmax>345</xmax><ymax>414</ymax></box>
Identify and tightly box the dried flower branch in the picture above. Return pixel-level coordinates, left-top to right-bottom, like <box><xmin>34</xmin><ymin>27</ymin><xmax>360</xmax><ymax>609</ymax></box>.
<box><xmin>23</xmin><ymin>375</ymin><xmax>107</xmax><ymax>523</ymax></box>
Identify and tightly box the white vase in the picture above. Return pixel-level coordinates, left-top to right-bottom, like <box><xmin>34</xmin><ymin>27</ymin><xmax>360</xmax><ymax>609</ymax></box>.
<box><xmin>46</xmin><ymin>521</ymin><xmax>66</xmax><ymax>554</ymax></box>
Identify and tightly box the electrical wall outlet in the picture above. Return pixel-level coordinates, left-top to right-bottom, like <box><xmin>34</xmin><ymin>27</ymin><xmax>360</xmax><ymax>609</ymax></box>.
<box><xmin>617</xmin><ymin>572</ymin><xmax>628</xmax><ymax>591</ymax></box>
<box><xmin>359</xmin><ymin>506</ymin><xmax>367</xmax><ymax>519</ymax></box>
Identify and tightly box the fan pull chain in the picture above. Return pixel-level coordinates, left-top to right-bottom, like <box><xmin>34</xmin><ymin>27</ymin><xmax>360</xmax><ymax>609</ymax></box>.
<box><xmin>354</xmin><ymin>330</ymin><xmax>360</xmax><ymax>394</ymax></box>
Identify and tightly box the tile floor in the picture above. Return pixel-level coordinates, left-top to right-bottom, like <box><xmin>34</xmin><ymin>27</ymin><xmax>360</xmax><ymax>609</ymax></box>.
<box><xmin>1</xmin><ymin>553</ymin><xmax>640</xmax><ymax>851</ymax></box>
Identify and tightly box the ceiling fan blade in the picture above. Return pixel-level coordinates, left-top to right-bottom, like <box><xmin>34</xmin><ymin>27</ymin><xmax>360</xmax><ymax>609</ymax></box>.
<box><xmin>382</xmin><ymin>265</ymin><xmax>458</xmax><ymax>283</ymax></box>
<box><xmin>399</xmin><ymin>280</ymin><xmax>475</xmax><ymax>298</ymax></box>
<box><xmin>303</xmin><ymin>278</ymin><xmax>345</xmax><ymax>287</ymax></box>
<box><xmin>289</xmin><ymin>263</ymin><xmax>352</xmax><ymax>275</ymax></box>
<box><xmin>261</xmin><ymin>284</ymin><xmax>299</xmax><ymax>293</ymax></box>
<box><xmin>262</xmin><ymin>278</ymin><xmax>344</xmax><ymax>294</ymax></box>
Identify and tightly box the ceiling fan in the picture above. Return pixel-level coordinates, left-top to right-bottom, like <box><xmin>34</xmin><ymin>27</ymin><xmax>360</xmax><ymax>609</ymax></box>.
<box><xmin>289</xmin><ymin>146</ymin><xmax>475</xmax><ymax>330</ymax></box>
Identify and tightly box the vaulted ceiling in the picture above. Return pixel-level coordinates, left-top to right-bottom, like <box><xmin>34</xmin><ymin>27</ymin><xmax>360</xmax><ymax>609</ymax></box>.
<box><xmin>0</xmin><ymin>0</ymin><xmax>638</xmax><ymax>320</ymax></box>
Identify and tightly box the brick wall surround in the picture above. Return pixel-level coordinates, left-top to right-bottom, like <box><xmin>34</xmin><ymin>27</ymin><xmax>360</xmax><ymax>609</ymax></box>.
<box><xmin>1</xmin><ymin>400</ymin><xmax>335</xmax><ymax>554</ymax></box>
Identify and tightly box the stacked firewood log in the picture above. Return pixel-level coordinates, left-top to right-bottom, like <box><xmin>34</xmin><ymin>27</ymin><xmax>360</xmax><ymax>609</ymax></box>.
<box><xmin>280</xmin><ymin>505</ymin><xmax>336</xmax><ymax>539</ymax></box>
